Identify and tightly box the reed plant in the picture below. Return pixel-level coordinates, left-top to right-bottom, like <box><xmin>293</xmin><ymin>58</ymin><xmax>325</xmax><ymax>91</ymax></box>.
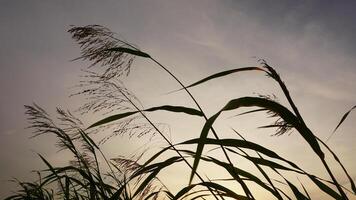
<box><xmin>5</xmin><ymin>25</ymin><xmax>356</xmax><ymax>200</ymax></box>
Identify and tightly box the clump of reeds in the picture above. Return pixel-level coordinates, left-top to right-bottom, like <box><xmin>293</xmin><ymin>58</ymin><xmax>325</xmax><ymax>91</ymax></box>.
<box><xmin>5</xmin><ymin>25</ymin><xmax>356</xmax><ymax>200</ymax></box>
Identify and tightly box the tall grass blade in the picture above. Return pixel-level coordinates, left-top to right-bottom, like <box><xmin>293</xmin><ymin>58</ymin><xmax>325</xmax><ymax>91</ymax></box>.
<box><xmin>107</xmin><ymin>47</ymin><xmax>151</xmax><ymax>58</ymax></box>
<box><xmin>171</xmin><ymin>67</ymin><xmax>264</xmax><ymax>93</ymax></box>
<box><xmin>189</xmin><ymin>113</ymin><xmax>220</xmax><ymax>185</ymax></box>
<box><xmin>88</xmin><ymin>105</ymin><xmax>203</xmax><ymax>129</ymax></box>
<box><xmin>231</xmin><ymin>108</ymin><xmax>269</xmax><ymax>117</ymax></box>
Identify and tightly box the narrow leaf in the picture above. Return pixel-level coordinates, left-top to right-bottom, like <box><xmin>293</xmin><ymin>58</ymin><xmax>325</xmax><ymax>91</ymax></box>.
<box><xmin>107</xmin><ymin>47</ymin><xmax>151</xmax><ymax>58</ymax></box>
<box><xmin>327</xmin><ymin>105</ymin><xmax>356</xmax><ymax>141</ymax></box>
<box><xmin>231</xmin><ymin>108</ymin><xmax>269</xmax><ymax>118</ymax></box>
<box><xmin>189</xmin><ymin>113</ymin><xmax>220</xmax><ymax>185</ymax></box>
<box><xmin>145</xmin><ymin>105</ymin><xmax>203</xmax><ymax>116</ymax></box>
<box><xmin>88</xmin><ymin>111</ymin><xmax>138</xmax><ymax>129</ymax></box>
<box><xmin>172</xmin><ymin>67</ymin><xmax>264</xmax><ymax>93</ymax></box>
<box><xmin>88</xmin><ymin>105</ymin><xmax>203</xmax><ymax>129</ymax></box>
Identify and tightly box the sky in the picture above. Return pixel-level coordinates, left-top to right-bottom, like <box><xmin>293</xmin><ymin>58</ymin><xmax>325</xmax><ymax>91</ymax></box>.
<box><xmin>0</xmin><ymin>0</ymin><xmax>355</xmax><ymax>199</ymax></box>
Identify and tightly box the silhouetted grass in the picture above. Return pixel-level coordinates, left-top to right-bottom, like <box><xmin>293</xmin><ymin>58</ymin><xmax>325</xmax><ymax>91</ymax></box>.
<box><xmin>5</xmin><ymin>25</ymin><xmax>355</xmax><ymax>200</ymax></box>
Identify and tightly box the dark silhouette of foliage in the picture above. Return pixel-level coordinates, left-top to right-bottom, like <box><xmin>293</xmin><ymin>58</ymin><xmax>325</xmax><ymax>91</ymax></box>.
<box><xmin>5</xmin><ymin>25</ymin><xmax>355</xmax><ymax>200</ymax></box>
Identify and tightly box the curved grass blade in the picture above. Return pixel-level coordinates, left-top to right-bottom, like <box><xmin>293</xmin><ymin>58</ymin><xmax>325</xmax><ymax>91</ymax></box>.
<box><xmin>189</xmin><ymin>96</ymin><xmax>323</xmax><ymax>185</ymax></box>
<box><xmin>182</xmin><ymin>138</ymin><xmax>279</xmax><ymax>161</ymax></box>
<box><xmin>238</xmin><ymin>155</ymin><xmax>301</xmax><ymax>173</ymax></box>
<box><xmin>88</xmin><ymin>111</ymin><xmax>138</xmax><ymax>129</ymax></box>
<box><xmin>229</xmin><ymin>108</ymin><xmax>268</xmax><ymax>118</ymax></box>
<box><xmin>88</xmin><ymin>105</ymin><xmax>203</xmax><ymax>129</ymax></box>
<box><xmin>224</xmin><ymin>97</ymin><xmax>323</xmax><ymax>158</ymax></box>
<box><xmin>145</xmin><ymin>105</ymin><xmax>203</xmax><ymax>116</ymax></box>
<box><xmin>107</xmin><ymin>47</ymin><xmax>151</xmax><ymax>58</ymax></box>
<box><xmin>170</xmin><ymin>67</ymin><xmax>265</xmax><ymax>93</ymax></box>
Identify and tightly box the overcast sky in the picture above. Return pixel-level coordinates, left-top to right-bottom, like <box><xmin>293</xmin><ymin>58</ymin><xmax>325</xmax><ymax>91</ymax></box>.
<box><xmin>0</xmin><ymin>0</ymin><xmax>355</xmax><ymax>199</ymax></box>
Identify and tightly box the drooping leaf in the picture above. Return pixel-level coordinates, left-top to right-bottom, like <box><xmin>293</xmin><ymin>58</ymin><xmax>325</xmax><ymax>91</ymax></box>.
<box><xmin>88</xmin><ymin>105</ymin><xmax>203</xmax><ymax>129</ymax></box>
<box><xmin>188</xmin><ymin>97</ymin><xmax>323</xmax><ymax>185</ymax></box>
<box><xmin>171</xmin><ymin>67</ymin><xmax>265</xmax><ymax>93</ymax></box>
<box><xmin>231</xmin><ymin>108</ymin><xmax>269</xmax><ymax>118</ymax></box>
<box><xmin>88</xmin><ymin>111</ymin><xmax>138</xmax><ymax>129</ymax></box>
<box><xmin>145</xmin><ymin>105</ymin><xmax>203</xmax><ymax>116</ymax></box>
